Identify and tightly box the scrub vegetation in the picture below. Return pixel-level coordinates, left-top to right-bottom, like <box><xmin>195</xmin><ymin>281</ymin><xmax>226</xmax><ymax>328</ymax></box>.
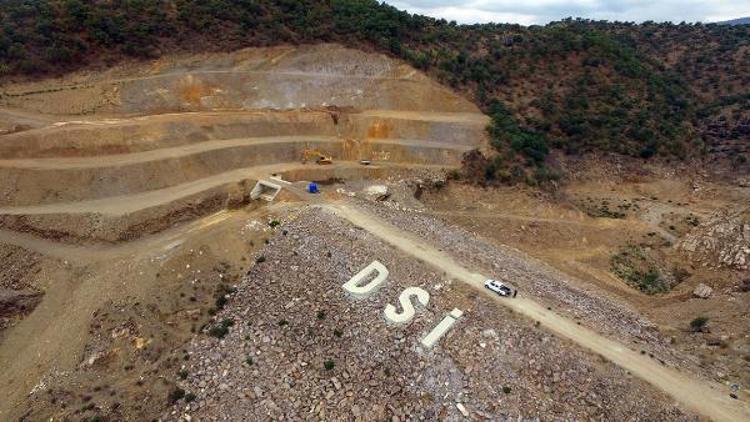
<box><xmin>1</xmin><ymin>0</ymin><xmax>748</xmax><ymax>182</ymax></box>
<box><xmin>610</xmin><ymin>244</ymin><xmax>671</xmax><ymax>294</ymax></box>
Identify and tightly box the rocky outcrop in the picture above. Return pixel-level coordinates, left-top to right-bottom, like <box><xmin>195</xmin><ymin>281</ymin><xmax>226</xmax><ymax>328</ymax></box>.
<box><xmin>362</xmin><ymin>185</ymin><xmax>390</xmax><ymax>201</ymax></box>
<box><xmin>679</xmin><ymin>209</ymin><xmax>750</xmax><ymax>270</ymax></box>
<box><xmin>692</xmin><ymin>283</ymin><xmax>713</xmax><ymax>299</ymax></box>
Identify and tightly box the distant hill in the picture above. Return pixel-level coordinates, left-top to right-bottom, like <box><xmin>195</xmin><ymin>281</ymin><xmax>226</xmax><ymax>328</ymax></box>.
<box><xmin>718</xmin><ymin>17</ymin><xmax>750</xmax><ymax>25</ymax></box>
<box><xmin>0</xmin><ymin>1</ymin><xmax>748</xmax><ymax>182</ymax></box>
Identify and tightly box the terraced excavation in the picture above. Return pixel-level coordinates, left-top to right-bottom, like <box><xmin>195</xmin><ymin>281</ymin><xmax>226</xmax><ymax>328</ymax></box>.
<box><xmin>0</xmin><ymin>44</ymin><xmax>491</xmax><ymax>420</ymax></box>
<box><xmin>0</xmin><ymin>45</ymin><xmax>486</xmax><ymax>244</ymax></box>
<box><xmin>1</xmin><ymin>45</ymin><xmax>748</xmax><ymax>421</ymax></box>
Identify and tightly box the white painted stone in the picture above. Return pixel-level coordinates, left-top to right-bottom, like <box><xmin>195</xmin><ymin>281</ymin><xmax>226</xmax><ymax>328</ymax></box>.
<box><xmin>342</xmin><ymin>261</ymin><xmax>389</xmax><ymax>298</ymax></box>
<box><xmin>421</xmin><ymin>308</ymin><xmax>462</xmax><ymax>348</ymax></box>
<box><xmin>384</xmin><ymin>287</ymin><xmax>430</xmax><ymax>324</ymax></box>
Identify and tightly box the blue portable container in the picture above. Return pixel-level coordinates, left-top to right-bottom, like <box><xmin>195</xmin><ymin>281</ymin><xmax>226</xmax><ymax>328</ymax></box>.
<box><xmin>307</xmin><ymin>182</ymin><xmax>319</xmax><ymax>194</ymax></box>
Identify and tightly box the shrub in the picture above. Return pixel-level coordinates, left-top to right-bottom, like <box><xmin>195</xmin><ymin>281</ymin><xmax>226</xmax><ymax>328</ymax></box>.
<box><xmin>208</xmin><ymin>319</ymin><xmax>234</xmax><ymax>338</ymax></box>
<box><xmin>482</xmin><ymin>100</ymin><xmax>553</xmax><ymax>185</ymax></box>
<box><xmin>324</xmin><ymin>360</ymin><xmax>335</xmax><ymax>370</ymax></box>
<box><xmin>502</xmin><ymin>386</ymin><xmax>512</xmax><ymax>394</ymax></box>
<box><xmin>214</xmin><ymin>284</ymin><xmax>235</xmax><ymax>311</ymax></box>
<box><xmin>690</xmin><ymin>317</ymin><xmax>708</xmax><ymax>332</ymax></box>
<box><xmin>640</xmin><ymin>270</ymin><xmax>667</xmax><ymax>294</ymax></box>
<box><xmin>168</xmin><ymin>388</ymin><xmax>185</xmax><ymax>403</ymax></box>
<box><xmin>610</xmin><ymin>245</ymin><xmax>671</xmax><ymax>294</ymax></box>
<box><xmin>316</xmin><ymin>310</ymin><xmax>326</xmax><ymax>320</ymax></box>
<box><xmin>487</xmin><ymin>101</ymin><xmax>550</xmax><ymax>165</ymax></box>
<box><xmin>208</xmin><ymin>325</ymin><xmax>228</xmax><ymax>338</ymax></box>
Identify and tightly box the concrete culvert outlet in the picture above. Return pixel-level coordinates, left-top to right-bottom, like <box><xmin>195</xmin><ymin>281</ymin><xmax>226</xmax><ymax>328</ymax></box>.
<box><xmin>250</xmin><ymin>180</ymin><xmax>282</xmax><ymax>202</ymax></box>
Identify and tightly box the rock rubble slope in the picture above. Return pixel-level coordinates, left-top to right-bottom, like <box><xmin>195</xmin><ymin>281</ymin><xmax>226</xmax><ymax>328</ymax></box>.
<box><xmin>169</xmin><ymin>207</ymin><xmax>695</xmax><ymax>421</ymax></box>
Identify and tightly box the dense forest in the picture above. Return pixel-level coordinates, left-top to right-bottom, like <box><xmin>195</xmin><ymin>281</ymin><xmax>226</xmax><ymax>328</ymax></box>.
<box><xmin>1</xmin><ymin>0</ymin><xmax>748</xmax><ymax>183</ymax></box>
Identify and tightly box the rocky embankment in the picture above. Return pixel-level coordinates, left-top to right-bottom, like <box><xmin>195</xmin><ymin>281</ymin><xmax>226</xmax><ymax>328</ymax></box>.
<box><xmin>166</xmin><ymin>207</ymin><xmax>694</xmax><ymax>421</ymax></box>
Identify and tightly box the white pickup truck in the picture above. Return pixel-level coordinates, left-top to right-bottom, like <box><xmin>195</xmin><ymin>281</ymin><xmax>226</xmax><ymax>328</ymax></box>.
<box><xmin>484</xmin><ymin>279</ymin><xmax>513</xmax><ymax>297</ymax></box>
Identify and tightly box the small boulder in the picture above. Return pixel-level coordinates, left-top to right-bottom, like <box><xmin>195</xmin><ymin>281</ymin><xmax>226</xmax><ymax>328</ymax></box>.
<box><xmin>481</xmin><ymin>328</ymin><xmax>497</xmax><ymax>338</ymax></box>
<box><xmin>692</xmin><ymin>283</ymin><xmax>713</xmax><ymax>299</ymax></box>
<box><xmin>455</xmin><ymin>403</ymin><xmax>469</xmax><ymax>418</ymax></box>
<box><xmin>362</xmin><ymin>185</ymin><xmax>390</xmax><ymax>201</ymax></box>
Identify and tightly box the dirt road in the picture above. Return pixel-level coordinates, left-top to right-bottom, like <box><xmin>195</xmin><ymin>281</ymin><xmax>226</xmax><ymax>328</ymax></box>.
<box><xmin>0</xmin><ymin>107</ymin><xmax>57</xmax><ymax>128</ymax></box>
<box><xmin>0</xmin><ymin>209</ymin><xmax>239</xmax><ymax>263</ymax></box>
<box><xmin>427</xmin><ymin>209</ymin><xmax>679</xmax><ymax>246</ymax></box>
<box><xmin>0</xmin><ymin>136</ymin><xmax>469</xmax><ymax>170</ymax></box>
<box><xmin>2</xmin><ymin>70</ymin><xmax>429</xmax><ymax>98</ymax></box>
<box><xmin>0</xmin><ymin>136</ymin><xmax>339</xmax><ymax>169</ymax></box>
<box><xmin>323</xmin><ymin>202</ymin><xmax>750</xmax><ymax>422</ymax></box>
<box><xmin>0</xmin><ymin>161</ymin><xmax>453</xmax><ymax>215</ymax></box>
<box><xmin>358</xmin><ymin>109</ymin><xmax>489</xmax><ymax>123</ymax></box>
<box><xmin>0</xmin><ymin>162</ymin><xmax>446</xmax><ymax>215</ymax></box>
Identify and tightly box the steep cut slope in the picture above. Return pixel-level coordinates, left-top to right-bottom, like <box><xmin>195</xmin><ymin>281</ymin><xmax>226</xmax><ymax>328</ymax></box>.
<box><xmin>1</xmin><ymin>45</ymin><xmax>479</xmax><ymax>115</ymax></box>
<box><xmin>0</xmin><ymin>45</ymin><xmax>487</xmax><ymax>242</ymax></box>
<box><xmin>2</xmin><ymin>0</ymin><xmax>748</xmax><ymax>173</ymax></box>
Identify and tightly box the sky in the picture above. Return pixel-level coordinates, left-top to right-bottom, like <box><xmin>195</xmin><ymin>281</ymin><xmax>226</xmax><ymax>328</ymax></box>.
<box><xmin>384</xmin><ymin>1</ymin><xmax>750</xmax><ymax>25</ymax></box>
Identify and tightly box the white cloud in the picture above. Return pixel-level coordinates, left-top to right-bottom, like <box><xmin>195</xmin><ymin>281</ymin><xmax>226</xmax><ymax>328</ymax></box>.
<box><xmin>385</xmin><ymin>0</ymin><xmax>750</xmax><ymax>25</ymax></box>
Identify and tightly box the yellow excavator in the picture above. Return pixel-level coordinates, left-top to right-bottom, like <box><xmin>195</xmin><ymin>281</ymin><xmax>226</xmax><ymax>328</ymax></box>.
<box><xmin>301</xmin><ymin>149</ymin><xmax>333</xmax><ymax>165</ymax></box>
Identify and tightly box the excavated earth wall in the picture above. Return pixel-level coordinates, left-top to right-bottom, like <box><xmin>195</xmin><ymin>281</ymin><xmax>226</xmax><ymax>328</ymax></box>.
<box><xmin>0</xmin><ymin>44</ymin><xmax>487</xmax><ymax>242</ymax></box>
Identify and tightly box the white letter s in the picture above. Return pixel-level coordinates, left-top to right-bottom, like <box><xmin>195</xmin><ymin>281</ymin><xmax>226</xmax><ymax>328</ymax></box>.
<box><xmin>384</xmin><ymin>287</ymin><xmax>430</xmax><ymax>324</ymax></box>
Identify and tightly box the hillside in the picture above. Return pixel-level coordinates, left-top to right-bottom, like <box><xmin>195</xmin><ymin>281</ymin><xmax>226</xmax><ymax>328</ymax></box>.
<box><xmin>1</xmin><ymin>4</ymin><xmax>750</xmax><ymax>421</ymax></box>
<box><xmin>1</xmin><ymin>1</ymin><xmax>748</xmax><ymax>181</ymax></box>
<box><xmin>719</xmin><ymin>17</ymin><xmax>750</xmax><ymax>25</ymax></box>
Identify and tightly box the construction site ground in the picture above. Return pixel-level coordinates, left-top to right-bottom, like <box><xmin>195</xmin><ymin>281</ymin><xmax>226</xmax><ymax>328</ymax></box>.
<box><xmin>0</xmin><ymin>44</ymin><xmax>748</xmax><ymax>421</ymax></box>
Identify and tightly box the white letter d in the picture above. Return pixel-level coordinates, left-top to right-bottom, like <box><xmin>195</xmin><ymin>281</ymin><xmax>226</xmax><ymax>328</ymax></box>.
<box><xmin>342</xmin><ymin>260</ymin><xmax>389</xmax><ymax>299</ymax></box>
